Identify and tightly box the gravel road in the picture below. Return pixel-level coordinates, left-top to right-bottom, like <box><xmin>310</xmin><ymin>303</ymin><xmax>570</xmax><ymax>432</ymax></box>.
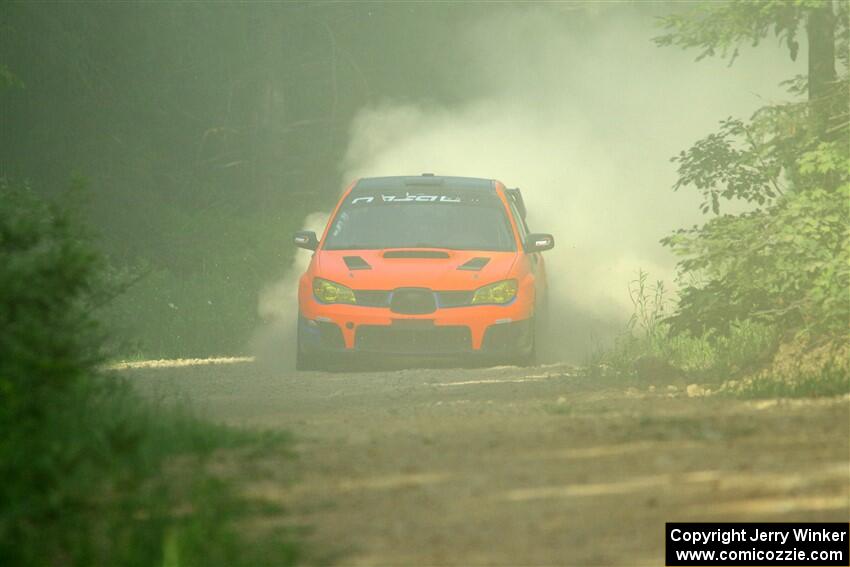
<box><xmin>125</xmin><ymin>359</ymin><xmax>850</xmax><ymax>566</ymax></box>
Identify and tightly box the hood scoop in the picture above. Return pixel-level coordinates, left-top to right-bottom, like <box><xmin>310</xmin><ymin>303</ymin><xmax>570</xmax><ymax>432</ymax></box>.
<box><xmin>343</xmin><ymin>256</ymin><xmax>371</xmax><ymax>270</ymax></box>
<box><xmin>383</xmin><ymin>250</ymin><xmax>450</xmax><ymax>259</ymax></box>
<box><xmin>458</xmin><ymin>257</ymin><xmax>490</xmax><ymax>271</ymax></box>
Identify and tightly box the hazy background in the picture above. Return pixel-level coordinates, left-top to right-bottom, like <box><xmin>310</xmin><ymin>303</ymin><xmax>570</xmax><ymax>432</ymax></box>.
<box><xmin>0</xmin><ymin>2</ymin><xmax>800</xmax><ymax>362</ymax></box>
<box><xmin>262</xmin><ymin>4</ymin><xmax>800</xmax><ymax>363</ymax></box>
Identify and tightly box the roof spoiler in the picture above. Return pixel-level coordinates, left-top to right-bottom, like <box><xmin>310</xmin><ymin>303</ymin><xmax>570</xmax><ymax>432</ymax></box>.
<box><xmin>505</xmin><ymin>188</ymin><xmax>527</xmax><ymax>220</ymax></box>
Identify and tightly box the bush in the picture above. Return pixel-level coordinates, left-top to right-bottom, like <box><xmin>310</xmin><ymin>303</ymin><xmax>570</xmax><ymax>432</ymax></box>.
<box><xmin>598</xmin><ymin>265</ymin><xmax>847</xmax><ymax>399</ymax></box>
<box><xmin>597</xmin><ymin>270</ymin><xmax>781</xmax><ymax>382</ymax></box>
<box><xmin>0</xmin><ymin>180</ymin><xmax>102</xmax><ymax>421</ymax></box>
<box><xmin>0</xmin><ymin>180</ymin><xmax>299</xmax><ymax>566</ymax></box>
<box><xmin>663</xmin><ymin>145</ymin><xmax>849</xmax><ymax>340</ymax></box>
<box><xmin>641</xmin><ymin>144</ymin><xmax>850</xmax><ymax>398</ymax></box>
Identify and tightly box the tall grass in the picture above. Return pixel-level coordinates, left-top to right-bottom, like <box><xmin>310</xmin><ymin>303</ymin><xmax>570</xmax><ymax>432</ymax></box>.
<box><xmin>597</xmin><ymin>270</ymin><xmax>779</xmax><ymax>379</ymax></box>
<box><xmin>722</xmin><ymin>339</ymin><xmax>850</xmax><ymax>399</ymax></box>
<box><xmin>4</xmin><ymin>379</ymin><xmax>301</xmax><ymax>567</ymax></box>
<box><xmin>596</xmin><ymin>269</ymin><xmax>848</xmax><ymax>398</ymax></box>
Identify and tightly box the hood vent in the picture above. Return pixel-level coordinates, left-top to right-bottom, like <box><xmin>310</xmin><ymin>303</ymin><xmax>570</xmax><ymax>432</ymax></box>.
<box><xmin>343</xmin><ymin>256</ymin><xmax>371</xmax><ymax>270</ymax></box>
<box><xmin>383</xmin><ymin>250</ymin><xmax>450</xmax><ymax>259</ymax></box>
<box><xmin>458</xmin><ymin>257</ymin><xmax>490</xmax><ymax>271</ymax></box>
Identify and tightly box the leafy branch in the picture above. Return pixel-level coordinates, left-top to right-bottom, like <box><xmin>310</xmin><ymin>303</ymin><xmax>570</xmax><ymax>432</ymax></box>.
<box><xmin>653</xmin><ymin>0</ymin><xmax>810</xmax><ymax>64</ymax></box>
<box><xmin>671</xmin><ymin>117</ymin><xmax>784</xmax><ymax>214</ymax></box>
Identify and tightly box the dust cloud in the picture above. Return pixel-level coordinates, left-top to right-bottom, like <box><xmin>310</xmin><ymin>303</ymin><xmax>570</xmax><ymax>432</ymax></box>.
<box><xmin>252</xmin><ymin>212</ymin><xmax>328</xmax><ymax>369</ymax></box>
<box><xmin>257</xmin><ymin>5</ymin><xmax>797</xmax><ymax>365</ymax></box>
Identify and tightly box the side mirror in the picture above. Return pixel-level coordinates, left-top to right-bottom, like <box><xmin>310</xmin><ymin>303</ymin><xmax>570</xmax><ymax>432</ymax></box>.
<box><xmin>525</xmin><ymin>233</ymin><xmax>554</xmax><ymax>253</ymax></box>
<box><xmin>293</xmin><ymin>230</ymin><xmax>319</xmax><ymax>251</ymax></box>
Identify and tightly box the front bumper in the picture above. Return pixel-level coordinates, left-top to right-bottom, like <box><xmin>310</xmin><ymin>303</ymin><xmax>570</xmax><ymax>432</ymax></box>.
<box><xmin>298</xmin><ymin>300</ymin><xmax>534</xmax><ymax>358</ymax></box>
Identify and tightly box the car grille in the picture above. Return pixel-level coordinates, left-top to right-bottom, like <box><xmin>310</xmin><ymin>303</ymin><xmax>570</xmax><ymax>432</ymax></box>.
<box><xmin>390</xmin><ymin>288</ymin><xmax>436</xmax><ymax>314</ymax></box>
<box><xmin>355</xmin><ymin>323</ymin><xmax>471</xmax><ymax>354</ymax></box>
<box><xmin>354</xmin><ymin>290</ymin><xmax>392</xmax><ymax>307</ymax></box>
<box><xmin>353</xmin><ymin>289</ymin><xmax>473</xmax><ymax>309</ymax></box>
<box><xmin>436</xmin><ymin>290</ymin><xmax>474</xmax><ymax>308</ymax></box>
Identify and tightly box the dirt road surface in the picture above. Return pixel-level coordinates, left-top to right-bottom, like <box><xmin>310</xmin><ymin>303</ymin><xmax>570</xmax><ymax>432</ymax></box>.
<box><xmin>126</xmin><ymin>360</ymin><xmax>850</xmax><ymax>566</ymax></box>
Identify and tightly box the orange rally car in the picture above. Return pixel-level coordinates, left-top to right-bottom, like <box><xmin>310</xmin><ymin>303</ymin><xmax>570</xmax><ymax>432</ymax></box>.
<box><xmin>292</xmin><ymin>174</ymin><xmax>554</xmax><ymax>370</ymax></box>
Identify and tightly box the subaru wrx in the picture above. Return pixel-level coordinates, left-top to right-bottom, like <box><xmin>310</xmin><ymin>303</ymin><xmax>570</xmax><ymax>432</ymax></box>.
<box><xmin>292</xmin><ymin>174</ymin><xmax>554</xmax><ymax>370</ymax></box>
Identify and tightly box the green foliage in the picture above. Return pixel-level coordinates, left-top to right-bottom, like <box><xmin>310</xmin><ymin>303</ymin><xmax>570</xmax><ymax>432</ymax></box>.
<box><xmin>654</xmin><ymin>1</ymin><xmax>837</xmax><ymax>64</ymax></box>
<box><xmin>671</xmin><ymin>117</ymin><xmax>787</xmax><ymax>214</ymax></box>
<box><xmin>0</xmin><ymin>180</ymin><xmax>102</xmax><ymax>417</ymax></box>
<box><xmin>0</xmin><ymin>182</ymin><xmax>300</xmax><ymax>566</ymax></box>
<box><xmin>798</xmin><ymin>140</ymin><xmax>849</xmax><ymax>186</ymax></box>
<box><xmin>733</xmin><ymin>365</ymin><xmax>849</xmax><ymax>398</ymax></box>
<box><xmin>626</xmin><ymin>269</ymin><xmax>672</xmax><ymax>341</ymax></box>
<box><xmin>597</xmin><ymin>264</ymin><xmax>847</xmax><ymax>398</ymax></box>
<box><xmin>721</xmin><ymin>339</ymin><xmax>850</xmax><ymax>398</ymax></box>
<box><xmin>599</xmin><ymin>270</ymin><xmax>781</xmax><ymax>379</ymax></box>
<box><xmin>652</xmin><ymin>1</ymin><xmax>849</xmax><ymax>399</ymax></box>
<box><xmin>657</xmin><ymin>0</ymin><xmax>849</xmax><ymax>161</ymax></box>
<box><xmin>663</xmin><ymin>168</ymin><xmax>849</xmax><ymax>338</ymax></box>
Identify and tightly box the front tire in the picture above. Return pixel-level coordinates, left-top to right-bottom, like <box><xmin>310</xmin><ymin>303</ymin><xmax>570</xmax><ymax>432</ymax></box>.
<box><xmin>513</xmin><ymin>317</ymin><xmax>537</xmax><ymax>367</ymax></box>
<box><xmin>295</xmin><ymin>318</ymin><xmax>321</xmax><ymax>371</ymax></box>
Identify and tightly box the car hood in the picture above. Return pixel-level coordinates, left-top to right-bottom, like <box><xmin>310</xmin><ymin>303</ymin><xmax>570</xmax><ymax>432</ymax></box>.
<box><xmin>314</xmin><ymin>249</ymin><xmax>518</xmax><ymax>290</ymax></box>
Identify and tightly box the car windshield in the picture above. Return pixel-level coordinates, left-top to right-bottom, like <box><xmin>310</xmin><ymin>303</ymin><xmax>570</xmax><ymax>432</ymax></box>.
<box><xmin>323</xmin><ymin>191</ymin><xmax>516</xmax><ymax>251</ymax></box>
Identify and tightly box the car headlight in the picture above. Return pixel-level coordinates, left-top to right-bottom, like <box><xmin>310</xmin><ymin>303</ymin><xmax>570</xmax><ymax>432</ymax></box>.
<box><xmin>471</xmin><ymin>279</ymin><xmax>517</xmax><ymax>305</ymax></box>
<box><xmin>313</xmin><ymin>278</ymin><xmax>356</xmax><ymax>304</ymax></box>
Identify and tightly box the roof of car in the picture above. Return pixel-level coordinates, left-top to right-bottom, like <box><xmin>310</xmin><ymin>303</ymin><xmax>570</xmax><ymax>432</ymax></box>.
<box><xmin>351</xmin><ymin>174</ymin><xmax>495</xmax><ymax>193</ymax></box>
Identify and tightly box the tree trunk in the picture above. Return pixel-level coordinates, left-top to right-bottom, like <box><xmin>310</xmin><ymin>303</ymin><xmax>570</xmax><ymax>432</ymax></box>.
<box><xmin>806</xmin><ymin>2</ymin><xmax>837</xmax><ymax>137</ymax></box>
